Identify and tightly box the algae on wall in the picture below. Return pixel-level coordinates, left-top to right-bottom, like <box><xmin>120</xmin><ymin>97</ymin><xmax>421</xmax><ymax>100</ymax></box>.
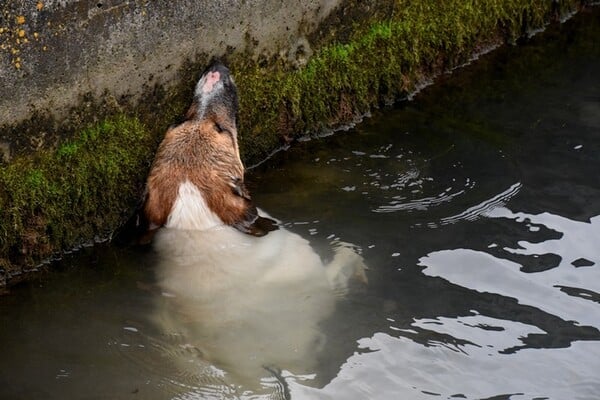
<box><xmin>0</xmin><ymin>0</ymin><xmax>586</xmax><ymax>286</ymax></box>
<box><xmin>231</xmin><ymin>0</ymin><xmax>581</xmax><ymax>162</ymax></box>
<box><xmin>0</xmin><ymin>117</ymin><xmax>156</xmax><ymax>285</ymax></box>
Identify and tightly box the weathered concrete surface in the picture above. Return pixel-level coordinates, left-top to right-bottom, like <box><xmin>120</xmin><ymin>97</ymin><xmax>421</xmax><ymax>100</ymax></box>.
<box><xmin>0</xmin><ymin>0</ymin><xmax>341</xmax><ymax>160</ymax></box>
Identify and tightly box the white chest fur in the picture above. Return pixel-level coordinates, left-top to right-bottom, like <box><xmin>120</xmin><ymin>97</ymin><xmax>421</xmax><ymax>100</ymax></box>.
<box><xmin>165</xmin><ymin>180</ymin><xmax>223</xmax><ymax>230</ymax></box>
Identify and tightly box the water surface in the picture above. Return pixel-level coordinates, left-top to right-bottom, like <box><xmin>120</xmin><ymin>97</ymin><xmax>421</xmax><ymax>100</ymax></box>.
<box><xmin>1</xmin><ymin>8</ymin><xmax>599</xmax><ymax>400</ymax></box>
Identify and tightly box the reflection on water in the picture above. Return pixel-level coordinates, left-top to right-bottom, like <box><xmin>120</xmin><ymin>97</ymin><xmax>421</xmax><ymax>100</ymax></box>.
<box><xmin>309</xmin><ymin>328</ymin><xmax>600</xmax><ymax>400</ymax></box>
<box><xmin>1</xmin><ymin>7</ymin><xmax>600</xmax><ymax>400</ymax></box>
<box><xmin>420</xmin><ymin>207</ymin><xmax>600</xmax><ymax>330</ymax></box>
<box><xmin>356</xmin><ymin>205</ymin><xmax>600</xmax><ymax>400</ymax></box>
<box><xmin>486</xmin><ymin>207</ymin><xmax>600</xmax><ymax>270</ymax></box>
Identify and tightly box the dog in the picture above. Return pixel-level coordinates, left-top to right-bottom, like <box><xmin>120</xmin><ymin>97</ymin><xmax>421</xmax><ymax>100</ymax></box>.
<box><xmin>143</xmin><ymin>61</ymin><xmax>276</xmax><ymax>237</ymax></box>
<box><xmin>141</xmin><ymin>62</ymin><xmax>366</xmax><ymax>395</ymax></box>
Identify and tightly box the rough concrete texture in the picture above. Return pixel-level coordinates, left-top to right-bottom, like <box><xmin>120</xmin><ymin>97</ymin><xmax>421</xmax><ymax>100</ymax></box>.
<box><xmin>0</xmin><ymin>0</ymin><xmax>340</xmax><ymax>160</ymax></box>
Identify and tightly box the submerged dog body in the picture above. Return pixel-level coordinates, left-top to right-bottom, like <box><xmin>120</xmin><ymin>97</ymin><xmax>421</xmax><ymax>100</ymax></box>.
<box><xmin>152</xmin><ymin>221</ymin><xmax>366</xmax><ymax>391</ymax></box>
<box><xmin>142</xmin><ymin>62</ymin><xmax>366</xmax><ymax>394</ymax></box>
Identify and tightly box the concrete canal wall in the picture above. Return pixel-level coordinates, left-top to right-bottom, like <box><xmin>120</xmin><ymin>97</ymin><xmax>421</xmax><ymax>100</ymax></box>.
<box><xmin>0</xmin><ymin>0</ymin><xmax>345</xmax><ymax>160</ymax></box>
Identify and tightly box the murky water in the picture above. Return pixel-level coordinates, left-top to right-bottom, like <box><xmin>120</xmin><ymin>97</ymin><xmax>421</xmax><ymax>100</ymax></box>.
<box><xmin>2</xmin><ymin>8</ymin><xmax>600</xmax><ymax>400</ymax></box>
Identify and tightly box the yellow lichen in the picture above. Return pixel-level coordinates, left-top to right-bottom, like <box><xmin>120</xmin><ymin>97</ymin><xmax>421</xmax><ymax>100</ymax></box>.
<box><xmin>37</xmin><ymin>2</ymin><xmax>44</xmax><ymax>11</ymax></box>
<box><xmin>18</xmin><ymin>29</ymin><xmax>25</xmax><ymax>38</ymax></box>
<box><xmin>33</xmin><ymin>32</ymin><xmax>39</xmax><ymax>39</ymax></box>
<box><xmin>16</xmin><ymin>16</ymin><xmax>26</xmax><ymax>25</ymax></box>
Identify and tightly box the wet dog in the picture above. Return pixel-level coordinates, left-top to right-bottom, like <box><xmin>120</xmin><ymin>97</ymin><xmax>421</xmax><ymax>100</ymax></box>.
<box><xmin>142</xmin><ymin>62</ymin><xmax>366</xmax><ymax>395</ymax></box>
<box><xmin>143</xmin><ymin>61</ymin><xmax>275</xmax><ymax>237</ymax></box>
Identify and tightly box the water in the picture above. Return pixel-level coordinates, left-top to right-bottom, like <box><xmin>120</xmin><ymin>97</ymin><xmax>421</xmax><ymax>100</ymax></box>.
<box><xmin>1</xmin><ymin>8</ymin><xmax>599</xmax><ymax>400</ymax></box>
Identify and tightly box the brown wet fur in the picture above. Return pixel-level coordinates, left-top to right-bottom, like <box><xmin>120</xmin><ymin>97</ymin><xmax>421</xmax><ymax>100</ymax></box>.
<box><xmin>142</xmin><ymin>63</ymin><xmax>277</xmax><ymax>237</ymax></box>
<box><xmin>145</xmin><ymin>119</ymin><xmax>247</xmax><ymax>226</ymax></box>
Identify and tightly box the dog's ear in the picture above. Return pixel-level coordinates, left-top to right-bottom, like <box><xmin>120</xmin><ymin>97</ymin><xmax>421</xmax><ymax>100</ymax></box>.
<box><xmin>233</xmin><ymin>215</ymin><xmax>279</xmax><ymax>237</ymax></box>
<box><xmin>232</xmin><ymin>204</ymin><xmax>279</xmax><ymax>237</ymax></box>
<box><xmin>248</xmin><ymin>215</ymin><xmax>279</xmax><ymax>237</ymax></box>
<box><xmin>228</xmin><ymin>178</ymin><xmax>278</xmax><ymax>237</ymax></box>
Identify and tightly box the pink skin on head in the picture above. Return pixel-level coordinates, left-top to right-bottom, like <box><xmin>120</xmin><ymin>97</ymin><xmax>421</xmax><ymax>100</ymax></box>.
<box><xmin>202</xmin><ymin>71</ymin><xmax>221</xmax><ymax>93</ymax></box>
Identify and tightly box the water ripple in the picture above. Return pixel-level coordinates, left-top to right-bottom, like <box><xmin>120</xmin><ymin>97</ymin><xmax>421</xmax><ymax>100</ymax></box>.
<box><xmin>373</xmin><ymin>186</ymin><xmax>465</xmax><ymax>213</ymax></box>
<box><xmin>439</xmin><ymin>182</ymin><xmax>522</xmax><ymax>225</ymax></box>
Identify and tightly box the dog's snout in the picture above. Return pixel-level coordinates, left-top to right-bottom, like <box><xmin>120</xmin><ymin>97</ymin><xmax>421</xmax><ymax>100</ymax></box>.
<box><xmin>199</xmin><ymin>61</ymin><xmax>232</xmax><ymax>95</ymax></box>
<box><xmin>191</xmin><ymin>61</ymin><xmax>238</xmax><ymax>123</ymax></box>
<box><xmin>204</xmin><ymin>61</ymin><xmax>231</xmax><ymax>80</ymax></box>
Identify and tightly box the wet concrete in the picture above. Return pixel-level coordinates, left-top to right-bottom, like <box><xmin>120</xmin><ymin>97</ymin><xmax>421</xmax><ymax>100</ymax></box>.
<box><xmin>0</xmin><ymin>0</ymin><xmax>343</xmax><ymax>158</ymax></box>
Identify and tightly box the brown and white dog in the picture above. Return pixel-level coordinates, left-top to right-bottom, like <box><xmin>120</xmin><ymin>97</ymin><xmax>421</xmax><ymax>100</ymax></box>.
<box><xmin>141</xmin><ymin>62</ymin><xmax>366</xmax><ymax>395</ymax></box>
<box><xmin>143</xmin><ymin>61</ymin><xmax>275</xmax><ymax>237</ymax></box>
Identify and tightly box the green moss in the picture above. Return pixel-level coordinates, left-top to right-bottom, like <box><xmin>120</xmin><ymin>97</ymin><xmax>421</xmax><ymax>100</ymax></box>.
<box><xmin>230</xmin><ymin>0</ymin><xmax>582</xmax><ymax>162</ymax></box>
<box><xmin>0</xmin><ymin>115</ymin><xmax>156</xmax><ymax>274</ymax></box>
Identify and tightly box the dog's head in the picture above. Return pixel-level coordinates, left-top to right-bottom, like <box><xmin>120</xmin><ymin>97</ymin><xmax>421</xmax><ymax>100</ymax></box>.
<box><xmin>141</xmin><ymin>61</ymin><xmax>277</xmax><ymax>238</ymax></box>
<box><xmin>189</xmin><ymin>61</ymin><xmax>238</xmax><ymax>124</ymax></box>
<box><xmin>186</xmin><ymin>62</ymin><xmax>240</xmax><ymax>156</ymax></box>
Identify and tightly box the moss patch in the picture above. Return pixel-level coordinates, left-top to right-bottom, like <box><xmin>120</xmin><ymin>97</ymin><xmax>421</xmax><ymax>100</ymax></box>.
<box><xmin>0</xmin><ymin>0</ymin><xmax>587</xmax><ymax>285</ymax></box>
<box><xmin>0</xmin><ymin>116</ymin><xmax>156</xmax><ymax>282</ymax></box>
<box><xmin>230</xmin><ymin>0</ymin><xmax>582</xmax><ymax>162</ymax></box>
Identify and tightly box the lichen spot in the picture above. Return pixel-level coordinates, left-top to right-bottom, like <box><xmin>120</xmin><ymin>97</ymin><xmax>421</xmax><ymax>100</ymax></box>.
<box><xmin>203</xmin><ymin>71</ymin><xmax>220</xmax><ymax>93</ymax></box>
